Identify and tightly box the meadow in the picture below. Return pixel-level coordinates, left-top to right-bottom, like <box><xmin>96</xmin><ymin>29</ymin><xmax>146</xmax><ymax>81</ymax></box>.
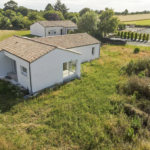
<box><xmin>1</xmin><ymin>33</ymin><xmax>150</xmax><ymax>149</ymax></box>
<box><xmin>124</xmin><ymin>19</ymin><xmax>150</xmax><ymax>26</ymax></box>
<box><xmin>117</xmin><ymin>14</ymin><xmax>150</xmax><ymax>22</ymax></box>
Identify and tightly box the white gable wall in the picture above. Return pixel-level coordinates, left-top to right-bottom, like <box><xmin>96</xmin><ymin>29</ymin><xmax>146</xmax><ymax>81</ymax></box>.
<box><xmin>70</xmin><ymin>43</ymin><xmax>101</xmax><ymax>63</ymax></box>
<box><xmin>30</xmin><ymin>22</ymin><xmax>45</xmax><ymax>37</ymax></box>
<box><xmin>4</xmin><ymin>52</ymin><xmax>31</xmax><ymax>91</ymax></box>
<box><xmin>30</xmin><ymin>48</ymin><xmax>81</xmax><ymax>93</ymax></box>
<box><xmin>0</xmin><ymin>51</ymin><xmax>12</xmax><ymax>76</ymax></box>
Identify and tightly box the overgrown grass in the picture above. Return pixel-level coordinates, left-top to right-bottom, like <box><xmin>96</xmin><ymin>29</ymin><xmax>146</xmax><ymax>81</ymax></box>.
<box><xmin>1</xmin><ymin>44</ymin><xmax>150</xmax><ymax>149</ymax></box>
<box><xmin>0</xmin><ymin>30</ymin><xmax>35</xmax><ymax>42</ymax></box>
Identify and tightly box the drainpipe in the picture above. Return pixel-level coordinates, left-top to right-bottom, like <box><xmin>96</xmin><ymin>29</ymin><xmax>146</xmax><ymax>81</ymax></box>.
<box><xmin>99</xmin><ymin>43</ymin><xmax>101</xmax><ymax>58</ymax></box>
<box><xmin>29</xmin><ymin>62</ymin><xmax>33</xmax><ymax>93</ymax></box>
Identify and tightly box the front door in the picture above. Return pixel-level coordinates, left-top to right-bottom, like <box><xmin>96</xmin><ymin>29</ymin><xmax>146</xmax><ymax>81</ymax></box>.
<box><xmin>61</xmin><ymin>29</ymin><xmax>63</xmax><ymax>35</ymax></box>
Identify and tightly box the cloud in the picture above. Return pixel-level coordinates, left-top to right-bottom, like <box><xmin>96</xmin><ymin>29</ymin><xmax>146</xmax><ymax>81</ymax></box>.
<box><xmin>0</xmin><ymin>0</ymin><xmax>149</xmax><ymax>12</ymax></box>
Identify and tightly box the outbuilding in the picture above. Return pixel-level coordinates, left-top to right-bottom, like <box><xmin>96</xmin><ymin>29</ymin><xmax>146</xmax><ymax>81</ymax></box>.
<box><xmin>30</xmin><ymin>20</ymin><xmax>78</xmax><ymax>37</ymax></box>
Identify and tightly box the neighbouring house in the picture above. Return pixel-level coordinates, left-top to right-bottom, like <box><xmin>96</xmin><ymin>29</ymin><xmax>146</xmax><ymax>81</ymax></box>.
<box><xmin>30</xmin><ymin>20</ymin><xmax>78</xmax><ymax>37</ymax></box>
<box><xmin>33</xmin><ymin>33</ymin><xmax>101</xmax><ymax>63</ymax></box>
<box><xmin>0</xmin><ymin>33</ymin><xmax>101</xmax><ymax>93</ymax></box>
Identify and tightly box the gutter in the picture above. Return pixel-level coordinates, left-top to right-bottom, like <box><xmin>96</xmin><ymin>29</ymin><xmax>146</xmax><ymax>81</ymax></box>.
<box><xmin>29</xmin><ymin>62</ymin><xmax>33</xmax><ymax>93</ymax></box>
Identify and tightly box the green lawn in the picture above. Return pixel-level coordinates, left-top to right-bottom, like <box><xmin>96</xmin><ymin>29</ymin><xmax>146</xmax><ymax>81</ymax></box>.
<box><xmin>124</xmin><ymin>19</ymin><xmax>150</xmax><ymax>26</ymax></box>
<box><xmin>1</xmin><ymin>37</ymin><xmax>150</xmax><ymax>149</ymax></box>
<box><xmin>0</xmin><ymin>30</ymin><xmax>35</xmax><ymax>42</ymax></box>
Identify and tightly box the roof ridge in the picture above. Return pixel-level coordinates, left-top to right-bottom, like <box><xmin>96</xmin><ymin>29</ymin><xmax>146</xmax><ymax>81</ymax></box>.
<box><xmin>13</xmin><ymin>35</ymin><xmax>58</xmax><ymax>48</ymax></box>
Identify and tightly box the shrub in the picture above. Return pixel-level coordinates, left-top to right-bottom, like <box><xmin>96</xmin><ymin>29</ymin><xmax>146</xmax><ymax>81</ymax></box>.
<box><xmin>146</xmin><ymin>34</ymin><xmax>149</xmax><ymax>41</ymax></box>
<box><xmin>127</xmin><ymin>32</ymin><xmax>131</xmax><ymax>39</ymax></box>
<box><xmin>135</xmin><ymin>33</ymin><xmax>138</xmax><ymax>41</ymax></box>
<box><xmin>121</xmin><ymin>32</ymin><xmax>124</xmax><ymax>38</ymax></box>
<box><xmin>124</xmin><ymin>32</ymin><xmax>127</xmax><ymax>39</ymax></box>
<box><xmin>143</xmin><ymin>33</ymin><xmax>146</xmax><ymax>41</ymax></box>
<box><xmin>131</xmin><ymin>32</ymin><xmax>135</xmax><ymax>40</ymax></box>
<box><xmin>117</xmin><ymin>31</ymin><xmax>120</xmax><ymax>36</ymax></box>
<box><xmin>125</xmin><ymin>127</ymin><xmax>137</xmax><ymax>142</ymax></box>
<box><xmin>122</xmin><ymin>76</ymin><xmax>150</xmax><ymax>99</ymax></box>
<box><xmin>134</xmin><ymin>48</ymin><xmax>140</xmax><ymax>54</ymax></box>
<box><xmin>139</xmin><ymin>33</ymin><xmax>142</xmax><ymax>41</ymax></box>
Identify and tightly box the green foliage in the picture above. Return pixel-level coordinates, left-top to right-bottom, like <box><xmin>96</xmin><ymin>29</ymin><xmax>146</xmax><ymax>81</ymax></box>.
<box><xmin>11</xmin><ymin>16</ymin><xmax>24</xmax><ymax>29</ymax></box>
<box><xmin>0</xmin><ymin>16</ymin><xmax>11</xmax><ymax>29</ymax></box>
<box><xmin>77</xmin><ymin>11</ymin><xmax>98</xmax><ymax>33</ymax></box>
<box><xmin>18</xmin><ymin>6</ymin><xmax>29</xmax><ymax>16</ymax></box>
<box><xmin>131</xmin><ymin>32</ymin><xmax>135</xmax><ymax>40</ymax></box>
<box><xmin>4</xmin><ymin>0</ymin><xmax>18</xmax><ymax>11</ymax></box>
<box><xmin>28</xmin><ymin>12</ymin><xmax>45</xmax><ymax>21</ymax></box>
<box><xmin>146</xmin><ymin>34</ymin><xmax>149</xmax><ymax>41</ymax></box>
<box><xmin>98</xmin><ymin>8</ymin><xmax>119</xmax><ymax>35</ymax></box>
<box><xmin>125</xmin><ymin>127</ymin><xmax>137</xmax><ymax>142</ymax></box>
<box><xmin>143</xmin><ymin>33</ymin><xmax>146</xmax><ymax>41</ymax></box>
<box><xmin>121</xmin><ymin>31</ymin><xmax>124</xmax><ymax>38</ymax></box>
<box><xmin>79</xmin><ymin>7</ymin><xmax>90</xmax><ymax>16</ymax></box>
<box><xmin>124</xmin><ymin>9</ymin><xmax>129</xmax><ymax>15</ymax></box>
<box><xmin>45</xmin><ymin>3</ymin><xmax>53</xmax><ymax>12</ymax></box>
<box><xmin>118</xmin><ymin>23</ymin><xmax>126</xmax><ymax>30</ymax></box>
<box><xmin>124</xmin><ymin>32</ymin><xmax>127</xmax><ymax>39</ymax></box>
<box><xmin>117</xmin><ymin>31</ymin><xmax>121</xmax><ymax>36</ymax></box>
<box><xmin>43</xmin><ymin>10</ymin><xmax>64</xmax><ymax>20</ymax></box>
<box><xmin>127</xmin><ymin>32</ymin><xmax>131</xmax><ymax>39</ymax></box>
<box><xmin>131</xmin><ymin>116</ymin><xmax>141</xmax><ymax>130</ymax></box>
<box><xmin>135</xmin><ymin>33</ymin><xmax>138</xmax><ymax>41</ymax></box>
<box><xmin>64</xmin><ymin>12</ymin><xmax>79</xmax><ymax>20</ymax></box>
<box><xmin>71</xmin><ymin>16</ymin><xmax>78</xmax><ymax>23</ymax></box>
<box><xmin>4</xmin><ymin>9</ymin><xmax>16</xmax><ymax>18</ymax></box>
<box><xmin>139</xmin><ymin>33</ymin><xmax>142</xmax><ymax>41</ymax></box>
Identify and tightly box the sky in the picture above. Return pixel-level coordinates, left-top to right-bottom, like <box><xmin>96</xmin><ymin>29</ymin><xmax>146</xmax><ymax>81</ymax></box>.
<box><xmin>0</xmin><ymin>0</ymin><xmax>149</xmax><ymax>12</ymax></box>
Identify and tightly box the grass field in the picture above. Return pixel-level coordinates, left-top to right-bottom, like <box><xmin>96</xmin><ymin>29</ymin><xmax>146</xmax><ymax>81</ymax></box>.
<box><xmin>124</xmin><ymin>19</ymin><xmax>150</xmax><ymax>26</ymax></box>
<box><xmin>1</xmin><ymin>30</ymin><xmax>150</xmax><ymax>149</ymax></box>
<box><xmin>117</xmin><ymin>14</ymin><xmax>150</xmax><ymax>22</ymax></box>
<box><xmin>0</xmin><ymin>30</ymin><xmax>34</xmax><ymax>42</ymax></box>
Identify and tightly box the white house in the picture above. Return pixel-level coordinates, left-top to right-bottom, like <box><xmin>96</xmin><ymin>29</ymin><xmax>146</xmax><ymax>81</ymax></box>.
<box><xmin>0</xmin><ymin>33</ymin><xmax>101</xmax><ymax>93</ymax></box>
<box><xmin>33</xmin><ymin>33</ymin><xmax>101</xmax><ymax>63</ymax></box>
<box><xmin>30</xmin><ymin>20</ymin><xmax>78</xmax><ymax>37</ymax></box>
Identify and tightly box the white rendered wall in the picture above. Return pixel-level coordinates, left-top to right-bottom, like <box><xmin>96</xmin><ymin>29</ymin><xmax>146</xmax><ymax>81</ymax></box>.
<box><xmin>45</xmin><ymin>27</ymin><xmax>64</xmax><ymax>37</ymax></box>
<box><xmin>0</xmin><ymin>51</ymin><xmax>12</xmax><ymax>76</ymax></box>
<box><xmin>70</xmin><ymin>43</ymin><xmax>101</xmax><ymax>63</ymax></box>
<box><xmin>30</xmin><ymin>48</ymin><xmax>81</xmax><ymax>93</ymax></box>
<box><xmin>4</xmin><ymin>52</ymin><xmax>31</xmax><ymax>91</ymax></box>
<box><xmin>30</xmin><ymin>22</ymin><xmax>45</xmax><ymax>37</ymax></box>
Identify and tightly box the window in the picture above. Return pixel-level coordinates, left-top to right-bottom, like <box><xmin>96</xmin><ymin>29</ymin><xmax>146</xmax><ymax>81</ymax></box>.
<box><xmin>48</xmin><ymin>31</ymin><xmax>51</xmax><ymax>35</ymax></box>
<box><xmin>54</xmin><ymin>30</ymin><xmax>56</xmax><ymax>34</ymax></box>
<box><xmin>21</xmin><ymin>66</ymin><xmax>27</xmax><ymax>76</ymax></box>
<box><xmin>92</xmin><ymin>47</ymin><xmax>95</xmax><ymax>55</ymax></box>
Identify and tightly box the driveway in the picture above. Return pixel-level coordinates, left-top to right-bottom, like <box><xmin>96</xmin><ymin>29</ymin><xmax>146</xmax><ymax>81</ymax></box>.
<box><xmin>127</xmin><ymin>41</ymin><xmax>150</xmax><ymax>47</ymax></box>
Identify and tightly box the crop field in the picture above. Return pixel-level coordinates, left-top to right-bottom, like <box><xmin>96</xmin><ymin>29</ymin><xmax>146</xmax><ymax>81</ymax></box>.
<box><xmin>124</xmin><ymin>19</ymin><xmax>150</xmax><ymax>26</ymax></box>
<box><xmin>1</xmin><ymin>30</ymin><xmax>150</xmax><ymax>149</ymax></box>
<box><xmin>0</xmin><ymin>30</ymin><xmax>35</xmax><ymax>42</ymax></box>
<box><xmin>117</xmin><ymin>14</ymin><xmax>150</xmax><ymax>22</ymax></box>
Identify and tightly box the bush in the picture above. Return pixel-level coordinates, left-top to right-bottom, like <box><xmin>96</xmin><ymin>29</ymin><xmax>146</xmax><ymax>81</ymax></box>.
<box><xmin>117</xmin><ymin>31</ymin><xmax>120</xmax><ymax>36</ymax></box>
<box><xmin>134</xmin><ymin>48</ymin><xmax>140</xmax><ymax>54</ymax></box>
<box><xmin>131</xmin><ymin>32</ymin><xmax>135</xmax><ymax>40</ymax></box>
<box><xmin>135</xmin><ymin>33</ymin><xmax>138</xmax><ymax>41</ymax></box>
<box><xmin>139</xmin><ymin>33</ymin><xmax>142</xmax><ymax>41</ymax></box>
<box><xmin>118</xmin><ymin>23</ymin><xmax>126</xmax><ymax>30</ymax></box>
<box><xmin>143</xmin><ymin>33</ymin><xmax>146</xmax><ymax>41</ymax></box>
<box><xmin>124</xmin><ymin>32</ymin><xmax>127</xmax><ymax>39</ymax></box>
<box><xmin>122</xmin><ymin>76</ymin><xmax>150</xmax><ymax>99</ymax></box>
<box><xmin>146</xmin><ymin>34</ymin><xmax>149</xmax><ymax>41</ymax></box>
<box><xmin>121</xmin><ymin>31</ymin><xmax>124</xmax><ymax>38</ymax></box>
<box><xmin>127</xmin><ymin>32</ymin><xmax>131</xmax><ymax>39</ymax></box>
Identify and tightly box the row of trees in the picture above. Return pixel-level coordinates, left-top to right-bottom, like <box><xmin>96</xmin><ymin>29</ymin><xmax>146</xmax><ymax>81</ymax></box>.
<box><xmin>118</xmin><ymin>31</ymin><xmax>149</xmax><ymax>41</ymax></box>
<box><xmin>115</xmin><ymin>10</ymin><xmax>150</xmax><ymax>15</ymax></box>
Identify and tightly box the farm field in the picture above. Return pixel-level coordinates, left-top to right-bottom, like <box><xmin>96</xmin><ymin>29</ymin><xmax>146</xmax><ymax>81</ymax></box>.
<box><xmin>117</xmin><ymin>14</ymin><xmax>150</xmax><ymax>22</ymax></box>
<box><xmin>0</xmin><ymin>30</ymin><xmax>34</xmax><ymax>42</ymax></box>
<box><xmin>124</xmin><ymin>19</ymin><xmax>150</xmax><ymax>26</ymax></box>
<box><xmin>1</xmin><ymin>29</ymin><xmax>150</xmax><ymax>149</ymax></box>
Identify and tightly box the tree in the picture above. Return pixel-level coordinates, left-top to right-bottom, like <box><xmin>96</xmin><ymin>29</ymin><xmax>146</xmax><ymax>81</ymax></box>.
<box><xmin>139</xmin><ymin>33</ymin><xmax>142</xmax><ymax>41</ymax></box>
<box><xmin>121</xmin><ymin>31</ymin><xmax>124</xmax><ymax>38</ymax></box>
<box><xmin>45</xmin><ymin>3</ymin><xmax>53</xmax><ymax>12</ymax></box>
<box><xmin>64</xmin><ymin>12</ymin><xmax>79</xmax><ymax>20</ymax></box>
<box><xmin>79</xmin><ymin>8</ymin><xmax>90</xmax><ymax>16</ymax></box>
<box><xmin>28</xmin><ymin>12</ymin><xmax>45</xmax><ymax>21</ymax></box>
<box><xmin>146</xmin><ymin>34</ymin><xmax>149</xmax><ymax>41</ymax></box>
<box><xmin>11</xmin><ymin>16</ymin><xmax>24</xmax><ymax>29</ymax></box>
<box><xmin>43</xmin><ymin>10</ymin><xmax>64</xmax><ymax>20</ymax></box>
<box><xmin>71</xmin><ymin>16</ymin><xmax>78</xmax><ymax>23</ymax></box>
<box><xmin>49</xmin><ymin>13</ymin><xmax>60</xmax><ymax>20</ymax></box>
<box><xmin>98</xmin><ymin>8</ymin><xmax>119</xmax><ymax>35</ymax></box>
<box><xmin>0</xmin><ymin>17</ymin><xmax>11</xmax><ymax>29</ymax></box>
<box><xmin>4</xmin><ymin>0</ymin><xmax>18</xmax><ymax>11</ymax></box>
<box><xmin>118</xmin><ymin>23</ymin><xmax>126</xmax><ymax>30</ymax></box>
<box><xmin>18</xmin><ymin>6</ymin><xmax>29</xmax><ymax>16</ymax></box>
<box><xmin>77</xmin><ymin>11</ymin><xmax>98</xmax><ymax>33</ymax></box>
<box><xmin>124</xmin><ymin>9</ymin><xmax>128</xmax><ymax>15</ymax></box>
<box><xmin>54</xmin><ymin>0</ymin><xmax>69</xmax><ymax>15</ymax></box>
<box><xmin>143</xmin><ymin>33</ymin><xmax>146</xmax><ymax>41</ymax></box>
<box><xmin>135</xmin><ymin>33</ymin><xmax>138</xmax><ymax>41</ymax></box>
<box><xmin>4</xmin><ymin>9</ymin><xmax>16</xmax><ymax>19</ymax></box>
<box><xmin>124</xmin><ymin>32</ymin><xmax>127</xmax><ymax>39</ymax></box>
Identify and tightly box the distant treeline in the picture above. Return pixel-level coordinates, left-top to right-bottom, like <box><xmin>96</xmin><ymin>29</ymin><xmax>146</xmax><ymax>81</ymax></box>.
<box><xmin>115</xmin><ymin>10</ymin><xmax>150</xmax><ymax>15</ymax></box>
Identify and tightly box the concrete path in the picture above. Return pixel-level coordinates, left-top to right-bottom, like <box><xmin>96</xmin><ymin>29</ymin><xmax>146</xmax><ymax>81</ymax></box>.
<box><xmin>127</xmin><ymin>41</ymin><xmax>150</xmax><ymax>47</ymax></box>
